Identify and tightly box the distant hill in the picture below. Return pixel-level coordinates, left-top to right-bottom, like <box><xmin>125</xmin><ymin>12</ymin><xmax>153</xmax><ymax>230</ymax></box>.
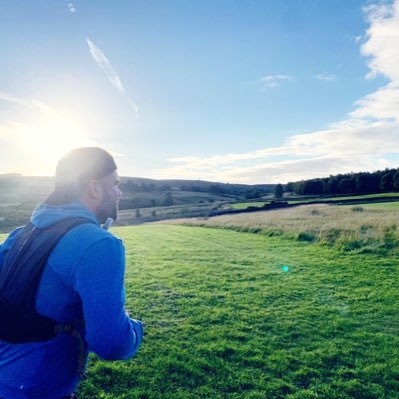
<box><xmin>0</xmin><ymin>173</ymin><xmax>275</xmax><ymax>209</ymax></box>
<box><xmin>120</xmin><ymin>176</ymin><xmax>273</xmax><ymax>191</ymax></box>
<box><xmin>0</xmin><ymin>174</ymin><xmax>276</xmax><ymax>231</ymax></box>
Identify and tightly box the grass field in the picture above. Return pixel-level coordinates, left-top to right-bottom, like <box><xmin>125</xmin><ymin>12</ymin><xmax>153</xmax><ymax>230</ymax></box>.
<box><xmin>230</xmin><ymin>202</ymin><xmax>267</xmax><ymax>210</ymax></box>
<box><xmin>357</xmin><ymin>202</ymin><xmax>399</xmax><ymax>209</ymax></box>
<box><xmin>77</xmin><ymin>225</ymin><xmax>399</xmax><ymax>398</ymax></box>
<box><xmin>287</xmin><ymin>193</ymin><xmax>399</xmax><ymax>202</ymax></box>
<box><xmin>2</xmin><ymin>220</ymin><xmax>399</xmax><ymax>398</ymax></box>
<box><xmin>169</xmin><ymin>204</ymin><xmax>399</xmax><ymax>254</ymax></box>
<box><xmin>226</xmin><ymin>193</ymin><xmax>399</xmax><ymax>212</ymax></box>
<box><xmin>327</xmin><ymin>193</ymin><xmax>399</xmax><ymax>200</ymax></box>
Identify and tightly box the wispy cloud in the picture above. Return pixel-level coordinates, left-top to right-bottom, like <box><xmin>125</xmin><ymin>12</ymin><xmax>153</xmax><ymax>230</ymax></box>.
<box><xmin>160</xmin><ymin>0</ymin><xmax>399</xmax><ymax>184</ymax></box>
<box><xmin>354</xmin><ymin>35</ymin><xmax>363</xmax><ymax>43</ymax></box>
<box><xmin>259</xmin><ymin>74</ymin><xmax>292</xmax><ymax>89</ymax></box>
<box><xmin>67</xmin><ymin>2</ymin><xmax>77</xmax><ymax>13</ymax></box>
<box><xmin>0</xmin><ymin>91</ymin><xmax>55</xmax><ymax>116</ymax></box>
<box><xmin>86</xmin><ymin>37</ymin><xmax>138</xmax><ymax>116</ymax></box>
<box><xmin>314</xmin><ymin>73</ymin><xmax>336</xmax><ymax>81</ymax></box>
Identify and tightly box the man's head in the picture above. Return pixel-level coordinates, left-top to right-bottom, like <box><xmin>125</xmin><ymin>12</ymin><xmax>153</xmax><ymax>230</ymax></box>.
<box><xmin>45</xmin><ymin>147</ymin><xmax>123</xmax><ymax>223</ymax></box>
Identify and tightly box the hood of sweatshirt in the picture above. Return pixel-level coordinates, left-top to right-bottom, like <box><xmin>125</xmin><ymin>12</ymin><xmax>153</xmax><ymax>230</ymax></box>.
<box><xmin>31</xmin><ymin>201</ymin><xmax>99</xmax><ymax>229</ymax></box>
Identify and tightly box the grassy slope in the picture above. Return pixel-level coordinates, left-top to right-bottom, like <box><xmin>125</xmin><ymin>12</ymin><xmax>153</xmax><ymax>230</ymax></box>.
<box><xmin>72</xmin><ymin>225</ymin><xmax>399</xmax><ymax>399</ymax></box>
<box><xmin>287</xmin><ymin>193</ymin><xmax>399</xmax><ymax>202</ymax></box>
<box><xmin>230</xmin><ymin>202</ymin><xmax>267</xmax><ymax>210</ymax></box>
<box><xmin>359</xmin><ymin>202</ymin><xmax>399</xmax><ymax>209</ymax></box>
<box><xmin>230</xmin><ymin>194</ymin><xmax>399</xmax><ymax>210</ymax></box>
<box><xmin>170</xmin><ymin>204</ymin><xmax>399</xmax><ymax>253</ymax></box>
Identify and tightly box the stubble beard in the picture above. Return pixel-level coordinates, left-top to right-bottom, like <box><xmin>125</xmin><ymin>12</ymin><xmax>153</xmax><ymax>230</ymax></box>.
<box><xmin>97</xmin><ymin>192</ymin><xmax>118</xmax><ymax>224</ymax></box>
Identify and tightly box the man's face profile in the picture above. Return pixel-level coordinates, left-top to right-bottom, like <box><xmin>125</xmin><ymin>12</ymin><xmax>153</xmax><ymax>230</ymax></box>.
<box><xmin>96</xmin><ymin>171</ymin><xmax>122</xmax><ymax>223</ymax></box>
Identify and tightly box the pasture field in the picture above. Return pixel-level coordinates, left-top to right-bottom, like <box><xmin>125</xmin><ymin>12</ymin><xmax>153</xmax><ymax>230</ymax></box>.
<box><xmin>358</xmin><ymin>202</ymin><xmax>399</xmax><ymax>209</ymax></box>
<box><xmin>325</xmin><ymin>193</ymin><xmax>399</xmax><ymax>200</ymax></box>
<box><xmin>116</xmin><ymin>202</ymin><xmax>221</xmax><ymax>225</ymax></box>
<box><xmin>286</xmin><ymin>193</ymin><xmax>399</xmax><ymax>202</ymax></box>
<box><xmin>79</xmin><ymin>225</ymin><xmax>398</xmax><ymax>398</ymax></box>
<box><xmin>230</xmin><ymin>202</ymin><xmax>267</xmax><ymax>210</ymax></box>
<box><xmin>170</xmin><ymin>204</ymin><xmax>399</xmax><ymax>254</ymax></box>
<box><xmin>228</xmin><ymin>194</ymin><xmax>399</xmax><ymax>212</ymax></box>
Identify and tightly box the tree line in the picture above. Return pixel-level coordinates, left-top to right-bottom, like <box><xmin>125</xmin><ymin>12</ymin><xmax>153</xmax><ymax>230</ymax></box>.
<box><xmin>285</xmin><ymin>168</ymin><xmax>399</xmax><ymax>196</ymax></box>
<box><xmin>120</xmin><ymin>180</ymin><xmax>273</xmax><ymax>198</ymax></box>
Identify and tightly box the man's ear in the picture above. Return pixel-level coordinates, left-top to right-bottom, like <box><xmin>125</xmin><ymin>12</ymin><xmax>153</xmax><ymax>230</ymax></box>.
<box><xmin>86</xmin><ymin>179</ymin><xmax>102</xmax><ymax>200</ymax></box>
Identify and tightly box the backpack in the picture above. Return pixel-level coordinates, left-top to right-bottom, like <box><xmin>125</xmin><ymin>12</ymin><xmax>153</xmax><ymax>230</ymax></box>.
<box><xmin>0</xmin><ymin>217</ymin><xmax>93</xmax><ymax>343</ymax></box>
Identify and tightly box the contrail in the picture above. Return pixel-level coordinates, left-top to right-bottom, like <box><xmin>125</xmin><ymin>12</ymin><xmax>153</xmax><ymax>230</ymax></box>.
<box><xmin>86</xmin><ymin>37</ymin><xmax>138</xmax><ymax>116</ymax></box>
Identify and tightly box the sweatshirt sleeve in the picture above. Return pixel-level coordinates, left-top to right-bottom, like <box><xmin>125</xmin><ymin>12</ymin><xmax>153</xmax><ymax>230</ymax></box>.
<box><xmin>73</xmin><ymin>236</ymin><xmax>143</xmax><ymax>360</ymax></box>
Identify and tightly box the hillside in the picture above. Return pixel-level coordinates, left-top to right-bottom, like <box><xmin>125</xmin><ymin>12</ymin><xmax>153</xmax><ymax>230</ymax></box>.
<box><xmin>0</xmin><ymin>174</ymin><xmax>275</xmax><ymax>232</ymax></box>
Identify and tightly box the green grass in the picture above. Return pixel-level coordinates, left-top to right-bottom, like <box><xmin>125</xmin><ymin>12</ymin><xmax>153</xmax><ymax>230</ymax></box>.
<box><xmin>333</xmin><ymin>193</ymin><xmax>399</xmax><ymax>200</ymax></box>
<box><xmin>117</xmin><ymin>202</ymin><xmax>221</xmax><ymax>225</ymax></box>
<box><xmin>170</xmin><ymin>203</ymin><xmax>399</xmax><ymax>255</ymax></box>
<box><xmin>356</xmin><ymin>202</ymin><xmax>399</xmax><ymax>209</ymax></box>
<box><xmin>2</xmin><ymin>224</ymin><xmax>399</xmax><ymax>398</ymax></box>
<box><xmin>286</xmin><ymin>193</ymin><xmax>399</xmax><ymax>204</ymax></box>
<box><xmin>230</xmin><ymin>202</ymin><xmax>267</xmax><ymax>210</ymax></box>
<box><xmin>73</xmin><ymin>225</ymin><xmax>399</xmax><ymax>398</ymax></box>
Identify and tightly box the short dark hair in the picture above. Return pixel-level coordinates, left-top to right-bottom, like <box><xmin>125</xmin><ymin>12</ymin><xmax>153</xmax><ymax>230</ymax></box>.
<box><xmin>44</xmin><ymin>147</ymin><xmax>117</xmax><ymax>205</ymax></box>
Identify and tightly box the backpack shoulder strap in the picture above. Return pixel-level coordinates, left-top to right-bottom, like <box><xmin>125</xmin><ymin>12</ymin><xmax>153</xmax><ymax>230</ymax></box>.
<box><xmin>0</xmin><ymin>217</ymin><xmax>95</xmax><ymax>343</ymax></box>
<box><xmin>1</xmin><ymin>217</ymin><xmax>93</xmax><ymax>308</ymax></box>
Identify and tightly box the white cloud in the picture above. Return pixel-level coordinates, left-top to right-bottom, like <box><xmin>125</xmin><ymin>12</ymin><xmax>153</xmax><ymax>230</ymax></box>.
<box><xmin>314</xmin><ymin>73</ymin><xmax>336</xmax><ymax>81</ymax></box>
<box><xmin>216</xmin><ymin>156</ymin><xmax>389</xmax><ymax>184</ymax></box>
<box><xmin>67</xmin><ymin>3</ymin><xmax>77</xmax><ymax>13</ymax></box>
<box><xmin>159</xmin><ymin>0</ymin><xmax>399</xmax><ymax>184</ymax></box>
<box><xmin>86</xmin><ymin>37</ymin><xmax>139</xmax><ymax>115</ymax></box>
<box><xmin>0</xmin><ymin>91</ymin><xmax>55</xmax><ymax>116</ymax></box>
<box><xmin>351</xmin><ymin>0</ymin><xmax>399</xmax><ymax>123</ymax></box>
<box><xmin>361</xmin><ymin>1</ymin><xmax>399</xmax><ymax>81</ymax></box>
<box><xmin>158</xmin><ymin>154</ymin><xmax>394</xmax><ymax>184</ymax></box>
<box><xmin>259</xmin><ymin>74</ymin><xmax>292</xmax><ymax>89</ymax></box>
<box><xmin>350</xmin><ymin>82</ymin><xmax>399</xmax><ymax>122</ymax></box>
<box><xmin>158</xmin><ymin>123</ymin><xmax>399</xmax><ymax>183</ymax></box>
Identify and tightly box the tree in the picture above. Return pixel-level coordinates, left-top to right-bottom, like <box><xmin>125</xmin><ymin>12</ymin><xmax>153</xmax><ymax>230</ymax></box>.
<box><xmin>337</xmin><ymin>177</ymin><xmax>354</xmax><ymax>194</ymax></box>
<box><xmin>245</xmin><ymin>189</ymin><xmax>262</xmax><ymax>199</ymax></box>
<box><xmin>325</xmin><ymin>176</ymin><xmax>339</xmax><ymax>195</ymax></box>
<box><xmin>356</xmin><ymin>173</ymin><xmax>372</xmax><ymax>194</ymax></box>
<box><xmin>135</xmin><ymin>208</ymin><xmax>141</xmax><ymax>218</ymax></box>
<box><xmin>380</xmin><ymin>172</ymin><xmax>395</xmax><ymax>192</ymax></box>
<box><xmin>162</xmin><ymin>192</ymin><xmax>174</xmax><ymax>206</ymax></box>
<box><xmin>394</xmin><ymin>171</ymin><xmax>399</xmax><ymax>191</ymax></box>
<box><xmin>274</xmin><ymin>183</ymin><xmax>283</xmax><ymax>200</ymax></box>
<box><xmin>285</xmin><ymin>182</ymin><xmax>294</xmax><ymax>193</ymax></box>
<box><xmin>302</xmin><ymin>179</ymin><xmax>324</xmax><ymax>195</ymax></box>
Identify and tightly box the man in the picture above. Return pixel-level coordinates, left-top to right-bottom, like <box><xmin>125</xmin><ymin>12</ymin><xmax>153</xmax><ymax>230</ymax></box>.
<box><xmin>0</xmin><ymin>147</ymin><xmax>143</xmax><ymax>399</ymax></box>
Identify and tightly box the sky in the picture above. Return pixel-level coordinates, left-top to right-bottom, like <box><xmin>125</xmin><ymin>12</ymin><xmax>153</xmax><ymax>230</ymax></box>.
<box><xmin>0</xmin><ymin>0</ymin><xmax>398</xmax><ymax>184</ymax></box>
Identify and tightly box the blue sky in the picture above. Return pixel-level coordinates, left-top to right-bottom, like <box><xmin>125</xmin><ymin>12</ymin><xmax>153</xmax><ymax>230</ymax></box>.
<box><xmin>1</xmin><ymin>0</ymin><xmax>398</xmax><ymax>183</ymax></box>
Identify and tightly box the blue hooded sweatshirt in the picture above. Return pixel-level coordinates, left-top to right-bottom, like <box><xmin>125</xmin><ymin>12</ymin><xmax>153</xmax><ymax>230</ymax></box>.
<box><xmin>0</xmin><ymin>202</ymin><xmax>143</xmax><ymax>399</ymax></box>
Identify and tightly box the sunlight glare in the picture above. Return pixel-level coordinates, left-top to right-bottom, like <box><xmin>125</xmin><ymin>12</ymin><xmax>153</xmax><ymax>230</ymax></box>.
<box><xmin>13</xmin><ymin>120</ymin><xmax>96</xmax><ymax>175</ymax></box>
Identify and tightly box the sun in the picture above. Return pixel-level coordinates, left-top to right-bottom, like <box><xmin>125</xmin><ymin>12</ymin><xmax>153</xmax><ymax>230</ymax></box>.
<box><xmin>13</xmin><ymin>119</ymin><xmax>96</xmax><ymax>175</ymax></box>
